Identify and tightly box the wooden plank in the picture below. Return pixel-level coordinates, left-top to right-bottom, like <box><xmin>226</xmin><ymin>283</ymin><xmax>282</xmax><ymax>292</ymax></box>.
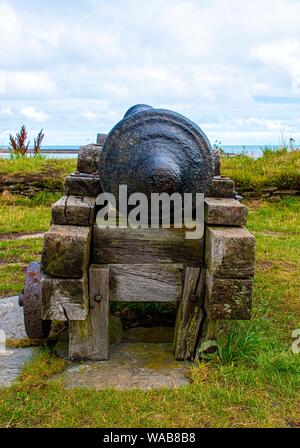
<box><xmin>52</xmin><ymin>196</ymin><xmax>96</xmax><ymax>226</ymax></box>
<box><xmin>205</xmin><ymin>226</ymin><xmax>255</xmax><ymax>279</ymax></box>
<box><xmin>69</xmin><ymin>266</ymin><xmax>110</xmax><ymax>360</ymax></box>
<box><xmin>92</xmin><ymin>226</ymin><xmax>204</xmax><ymax>265</ymax></box>
<box><xmin>173</xmin><ymin>267</ymin><xmax>206</xmax><ymax>360</ymax></box>
<box><xmin>41</xmin><ymin>225</ymin><xmax>91</xmax><ymax>278</ymax></box>
<box><xmin>205</xmin><ymin>270</ymin><xmax>253</xmax><ymax>320</ymax></box>
<box><xmin>206</xmin><ymin>177</ymin><xmax>235</xmax><ymax>198</ymax></box>
<box><xmin>64</xmin><ymin>174</ymin><xmax>102</xmax><ymax>197</ymax></box>
<box><xmin>41</xmin><ymin>274</ymin><xmax>89</xmax><ymax>321</ymax></box>
<box><xmin>204</xmin><ymin>197</ymin><xmax>248</xmax><ymax>226</ymax></box>
<box><xmin>107</xmin><ymin>263</ymin><xmax>183</xmax><ymax>302</ymax></box>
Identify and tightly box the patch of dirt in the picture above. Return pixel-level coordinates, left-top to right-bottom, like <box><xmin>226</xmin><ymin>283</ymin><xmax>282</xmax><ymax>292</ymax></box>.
<box><xmin>0</xmin><ymin>168</ymin><xmax>65</xmax><ymax>185</ymax></box>
<box><xmin>287</xmin><ymin>419</ymin><xmax>300</xmax><ymax>428</ymax></box>
<box><xmin>244</xmin><ymin>199</ymin><xmax>266</xmax><ymax>209</ymax></box>
<box><xmin>253</xmin><ymin>230</ymin><xmax>299</xmax><ymax>236</ymax></box>
<box><xmin>0</xmin><ymin>259</ymin><xmax>18</xmax><ymax>265</ymax></box>
<box><xmin>0</xmin><ymin>293</ymin><xmax>17</xmax><ymax>299</ymax></box>
<box><xmin>0</xmin><ymin>231</ymin><xmax>45</xmax><ymax>241</ymax></box>
<box><xmin>257</xmin><ymin>260</ymin><xmax>297</xmax><ymax>271</ymax></box>
<box><xmin>256</xmin><ymin>261</ymin><xmax>274</xmax><ymax>271</ymax></box>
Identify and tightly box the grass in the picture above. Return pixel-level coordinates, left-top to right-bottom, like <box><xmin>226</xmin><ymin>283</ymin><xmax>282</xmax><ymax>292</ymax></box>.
<box><xmin>245</xmin><ymin>197</ymin><xmax>300</xmax><ymax>233</ymax></box>
<box><xmin>222</xmin><ymin>148</ymin><xmax>300</xmax><ymax>190</ymax></box>
<box><xmin>0</xmin><ymin>206</ymin><xmax>50</xmax><ymax>234</ymax></box>
<box><xmin>0</xmin><ymin>156</ymin><xmax>76</xmax><ymax>177</ymax></box>
<box><xmin>0</xmin><ymin>238</ymin><xmax>43</xmax><ymax>296</ymax></box>
<box><xmin>0</xmin><ymin>198</ymin><xmax>299</xmax><ymax>427</ymax></box>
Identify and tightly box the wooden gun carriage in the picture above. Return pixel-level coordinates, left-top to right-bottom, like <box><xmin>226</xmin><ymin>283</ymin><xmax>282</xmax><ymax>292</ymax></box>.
<box><xmin>20</xmin><ymin>105</ymin><xmax>255</xmax><ymax>361</ymax></box>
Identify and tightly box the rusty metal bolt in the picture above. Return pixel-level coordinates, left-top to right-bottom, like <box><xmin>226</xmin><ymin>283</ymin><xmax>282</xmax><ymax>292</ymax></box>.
<box><xmin>94</xmin><ymin>295</ymin><xmax>102</xmax><ymax>302</ymax></box>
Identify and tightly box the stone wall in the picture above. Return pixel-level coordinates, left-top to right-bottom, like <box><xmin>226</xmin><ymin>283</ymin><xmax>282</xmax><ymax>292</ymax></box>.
<box><xmin>1</xmin><ymin>176</ymin><xmax>299</xmax><ymax>201</ymax></box>
<box><xmin>237</xmin><ymin>186</ymin><xmax>300</xmax><ymax>201</ymax></box>
<box><xmin>0</xmin><ymin>174</ymin><xmax>64</xmax><ymax>198</ymax></box>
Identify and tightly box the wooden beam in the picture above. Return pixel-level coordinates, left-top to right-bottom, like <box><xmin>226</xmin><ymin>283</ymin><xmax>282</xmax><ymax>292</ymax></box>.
<box><xmin>69</xmin><ymin>265</ymin><xmax>110</xmax><ymax>360</ymax></box>
<box><xmin>173</xmin><ymin>267</ymin><xmax>206</xmax><ymax>360</ymax></box>
<box><xmin>108</xmin><ymin>263</ymin><xmax>183</xmax><ymax>303</ymax></box>
<box><xmin>92</xmin><ymin>226</ymin><xmax>204</xmax><ymax>265</ymax></box>
<box><xmin>41</xmin><ymin>274</ymin><xmax>89</xmax><ymax>321</ymax></box>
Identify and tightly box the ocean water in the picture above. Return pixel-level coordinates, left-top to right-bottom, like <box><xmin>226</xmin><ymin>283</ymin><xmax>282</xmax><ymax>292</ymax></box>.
<box><xmin>0</xmin><ymin>144</ymin><xmax>282</xmax><ymax>159</ymax></box>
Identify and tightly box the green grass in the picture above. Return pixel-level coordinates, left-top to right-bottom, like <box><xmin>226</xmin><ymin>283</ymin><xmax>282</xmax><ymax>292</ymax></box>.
<box><xmin>0</xmin><ymin>157</ymin><xmax>76</xmax><ymax>176</ymax></box>
<box><xmin>0</xmin><ymin>206</ymin><xmax>50</xmax><ymax>234</ymax></box>
<box><xmin>222</xmin><ymin>148</ymin><xmax>300</xmax><ymax>190</ymax></box>
<box><xmin>0</xmin><ymin>238</ymin><xmax>43</xmax><ymax>296</ymax></box>
<box><xmin>0</xmin><ymin>198</ymin><xmax>299</xmax><ymax>427</ymax></box>
<box><xmin>245</xmin><ymin>198</ymin><xmax>300</xmax><ymax>233</ymax></box>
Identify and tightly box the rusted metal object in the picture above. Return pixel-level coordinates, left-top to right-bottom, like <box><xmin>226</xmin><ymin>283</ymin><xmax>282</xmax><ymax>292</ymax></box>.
<box><xmin>19</xmin><ymin>262</ymin><xmax>51</xmax><ymax>339</ymax></box>
<box><xmin>99</xmin><ymin>105</ymin><xmax>214</xmax><ymax>206</ymax></box>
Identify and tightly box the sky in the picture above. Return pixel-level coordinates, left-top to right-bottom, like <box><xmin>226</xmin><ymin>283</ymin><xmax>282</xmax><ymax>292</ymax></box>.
<box><xmin>0</xmin><ymin>0</ymin><xmax>300</xmax><ymax>146</ymax></box>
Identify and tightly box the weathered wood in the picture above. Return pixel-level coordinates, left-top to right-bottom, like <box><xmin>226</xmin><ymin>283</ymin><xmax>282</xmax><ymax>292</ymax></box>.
<box><xmin>64</xmin><ymin>173</ymin><xmax>102</xmax><ymax>197</ymax></box>
<box><xmin>205</xmin><ymin>270</ymin><xmax>253</xmax><ymax>320</ymax></box>
<box><xmin>173</xmin><ymin>267</ymin><xmax>206</xmax><ymax>360</ymax></box>
<box><xmin>69</xmin><ymin>266</ymin><xmax>110</xmax><ymax>360</ymax></box>
<box><xmin>107</xmin><ymin>263</ymin><xmax>183</xmax><ymax>302</ymax></box>
<box><xmin>41</xmin><ymin>274</ymin><xmax>89</xmax><ymax>321</ymax></box>
<box><xmin>52</xmin><ymin>196</ymin><xmax>96</xmax><ymax>226</ymax></box>
<box><xmin>206</xmin><ymin>176</ymin><xmax>236</xmax><ymax>198</ymax></box>
<box><xmin>77</xmin><ymin>144</ymin><xmax>102</xmax><ymax>175</ymax></box>
<box><xmin>205</xmin><ymin>226</ymin><xmax>255</xmax><ymax>279</ymax></box>
<box><xmin>204</xmin><ymin>197</ymin><xmax>248</xmax><ymax>226</ymax></box>
<box><xmin>92</xmin><ymin>226</ymin><xmax>204</xmax><ymax>265</ymax></box>
<box><xmin>195</xmin><ymin>317</ymin><xmax>221</xmax><ymax>360</ymax></box>
<box><xmin>41</xmin><ymin>225</ymin><xmax>91</xmax><ymax>278</ymax></box>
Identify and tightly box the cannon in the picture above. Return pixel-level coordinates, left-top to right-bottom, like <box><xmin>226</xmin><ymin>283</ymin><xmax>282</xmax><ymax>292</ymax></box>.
<box><xmin>100</xmin><ymin>104</ymin><xmax>215</xmax><ymax>203</ymax></box>
<box><xmin>20</xmin><ymin>105</ymin><xmax>255</xmax><ymax>361</ymax></box>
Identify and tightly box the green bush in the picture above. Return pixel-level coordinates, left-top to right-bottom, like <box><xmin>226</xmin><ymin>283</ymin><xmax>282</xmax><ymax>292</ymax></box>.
<box><xmin>221</xmin><ymin>148</ymin><xmax>300</xmax><ymax>190</ymax></box>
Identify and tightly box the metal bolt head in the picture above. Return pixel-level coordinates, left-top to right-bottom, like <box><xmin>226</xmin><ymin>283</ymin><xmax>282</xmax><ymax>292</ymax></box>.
<box><xmin>94</xmin><ymin>295</ymin><xmax>102</xmax><ymax>302</ymax></box>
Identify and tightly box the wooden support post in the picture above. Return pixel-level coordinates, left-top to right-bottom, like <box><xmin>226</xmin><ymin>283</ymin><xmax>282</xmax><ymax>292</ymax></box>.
<box><xmin>69</xmin><ymin>265</ymin><xmax>110</xmax><ymax>360</ymax></box>
<box><xmin>173</xmin><ymin>267</ymin><xmax>206</xmax><ymax>360</ymax></box>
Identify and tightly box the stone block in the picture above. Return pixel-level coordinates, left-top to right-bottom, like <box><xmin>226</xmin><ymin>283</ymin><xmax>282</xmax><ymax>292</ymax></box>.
<box><xmin>204</xmin><ymin>197</ymin><xmax>248</xmax><ymax>226</ymax></box>
<box><xmin>96</xmin><ymin>133</ymin><xmax>108</xmax><ymax>145</ymax></box>
<box><xmin>52</xmin><ymin>196</ymin><xmax>96</xmax><ymax>226</ymax></box>
<box><xmin>64</xmin><ymin>174</ymin><xmax>102</xmax><ymax>197</ymax></box>
<box><xmin>77</xmin><ymin>144</ymin><xmax>102</xmax><ymax>175</ymax></box>
<box><xmin>206</xmin><ymin>176</ymin><xmax>235</xmax><ymax>198</ymax></box>
<box><xmin>205</xmin><ymin>226</ymin><xmax>255</xmax><ymax>278</ymax></box>
<box><xmin>205</xmin><ymin>270</ymin><xmax>252</xmax><ymax>320</ymax></box>
<box><xmin>41</xmin><ymin>274</ymin><xmax>88</xmax><ymax>321</ymax></box>
<box><xmin>41</xmin><ymin>225</ymin><xmax>91</xmax><ymax>278</ymax></box>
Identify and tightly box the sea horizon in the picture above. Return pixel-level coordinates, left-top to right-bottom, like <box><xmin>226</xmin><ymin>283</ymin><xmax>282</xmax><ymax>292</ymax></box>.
<box><xmin>0</xmin><ymin>143</ymin><xmax>298</xmax><ymax>159</ymax></box>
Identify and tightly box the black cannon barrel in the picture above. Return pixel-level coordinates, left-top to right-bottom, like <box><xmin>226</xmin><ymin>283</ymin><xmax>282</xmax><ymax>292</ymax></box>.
<box><xmin>99</xmin><ymin>105</ymin><xmax>214</xmax><ymax>205</ymax></box>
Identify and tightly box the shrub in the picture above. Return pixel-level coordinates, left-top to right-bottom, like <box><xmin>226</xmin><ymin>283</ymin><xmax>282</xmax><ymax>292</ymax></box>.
<box><xmin>9</xmin><ymin>126</ymin><xmax>45</xmax><ymax>156</ymax></box>
<box><xmin>9</xmin><ymin>125</ymin><xmax>29</xmax><ymax>155</ymax></box>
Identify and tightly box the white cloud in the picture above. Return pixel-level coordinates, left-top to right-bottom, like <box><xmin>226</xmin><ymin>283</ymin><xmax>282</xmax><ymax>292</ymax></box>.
<box><xmin>0</xmin><ymin>107</ymin><xmax>14</xmax><ymax>116</ymax></box>
<box><xmin>0</xmin><ymin>0</ymin><xmax>299</xmax><ymax>144</ymax></box>
<box><xmin>80</xmin><ymin>111</ymin><xmax>99</xmax><ymax>121</ymax></box>
<box><xmin>0</xmin><ymin>70</ymin><xmax>56</xmax><ymax>98</ymax></box>
<box><xmin>20</xmin><ymin>106</ymin><xmax>49</xmax><ymax>122</ymax></box>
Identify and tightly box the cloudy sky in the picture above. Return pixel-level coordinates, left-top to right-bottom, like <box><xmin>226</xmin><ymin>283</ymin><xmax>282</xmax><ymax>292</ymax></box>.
<box><xmin>0</xmin><ymin>0</ymin><xmax>300</xmax><ymax>146</ymax></box>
